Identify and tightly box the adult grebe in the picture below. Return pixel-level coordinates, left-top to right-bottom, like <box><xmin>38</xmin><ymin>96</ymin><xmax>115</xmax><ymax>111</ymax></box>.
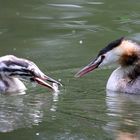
<box><xmin>0</xmin><ymin>55</ymin><xmax>61</xmax><ymax>93</ymax></box>
<box><xmin>75</xmin><ymin>37</ymin><xmax>140</xmax><ymax>94</ymax></box>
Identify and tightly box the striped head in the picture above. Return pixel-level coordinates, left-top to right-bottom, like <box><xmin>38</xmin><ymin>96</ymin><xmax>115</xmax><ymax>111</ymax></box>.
<box><xmin>75</xmin><ymin>37</ymin><xmax>140</xmax><ymax>77</ymax></box>
<box><xmin>0</xmin><ymin>55</ymin><xmax>62</xmax><ymax>91</ymax></box>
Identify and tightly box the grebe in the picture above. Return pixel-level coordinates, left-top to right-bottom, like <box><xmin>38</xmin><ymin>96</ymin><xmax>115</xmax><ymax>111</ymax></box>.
<box><xmin>0</xmin><ymin>55</ymin><xmax>61</xmax><ymax>93</ymax></box>
<box><xmin>75</xmin><ymin>37</ymin><xmax>140</xmax><ymax>94</ymax></box>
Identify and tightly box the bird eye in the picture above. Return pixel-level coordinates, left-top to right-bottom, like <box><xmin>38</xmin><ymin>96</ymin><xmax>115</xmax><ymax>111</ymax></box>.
<box><xmin>30</xmin><ymin>68</ymin><xmax>36</xmax><ymax>76</ymax></box>
<box><xmin>101</xmin><ymin>55</ymin><xmax>105</xmax><ymax>60</ymax></box>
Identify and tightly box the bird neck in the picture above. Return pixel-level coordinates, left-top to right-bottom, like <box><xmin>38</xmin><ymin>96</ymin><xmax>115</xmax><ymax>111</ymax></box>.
<box><xmin>107</xmin><ymin>66</ymin><xmax>140</xmax><ymax>93</ymax></box>
<box><xmin>0</xmin><ymin>75</ymin><xmax>26</xmax><ymax>93</ymax></box>
<box><xmin>111</xmin><ymin>65</ymin><xmax>139</xmax><ymax>81</ymax></box>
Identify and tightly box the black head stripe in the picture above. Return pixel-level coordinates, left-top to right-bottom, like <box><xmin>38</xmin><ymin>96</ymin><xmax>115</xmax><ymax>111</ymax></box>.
<box><xmin>98</xmin><ymin>37</ymin><xmax>124</xmax><ymax>56</ymax></box>
<box><xmin>9</xmin><ymin>73</ymin><xmax>32</xmax><ymax>77</ymax></box>
<box><xmin>3</xmin><ymin>60</ymin><xmax>29</xmax><ymax>68</ymax></box>
<box><xmin>0</xmin><ymin>67</ymin><xmax>30</xmax><ymax>73</ymax></box>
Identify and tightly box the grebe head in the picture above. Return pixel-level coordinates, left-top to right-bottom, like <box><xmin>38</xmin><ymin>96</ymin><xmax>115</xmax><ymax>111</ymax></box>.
<box><xmin>75</xmin><ymin>37</ymin><xmax>139</xmax><ymax>77</ymax></box>
<box><xmin>0</xmin><ymin>55</ymin><xmax>62</xmax><ymax>91</ymax></box>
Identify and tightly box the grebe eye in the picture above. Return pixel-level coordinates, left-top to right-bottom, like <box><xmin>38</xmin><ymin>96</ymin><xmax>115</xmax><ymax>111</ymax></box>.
<box><xmin>101</xmin><ymin>55</ymin><xmax>105</xmax><ymax>60</ymax></box>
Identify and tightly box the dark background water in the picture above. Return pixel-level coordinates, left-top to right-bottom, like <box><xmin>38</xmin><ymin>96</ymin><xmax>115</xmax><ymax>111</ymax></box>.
<box><xmin>0</xmin><ymin>0</ymin><xmax>140</xmax><ymax>139</ymax></box>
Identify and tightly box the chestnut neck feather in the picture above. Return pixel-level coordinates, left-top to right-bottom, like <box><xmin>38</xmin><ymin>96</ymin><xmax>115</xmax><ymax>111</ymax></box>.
<box><xmin>119</xmin><ymin>51</ymin><xmax>139</xmax><ymax>67</ymax></box>
<box><xmin>120</xmin><ymin>51</ymin><xmax>140</xmax><ymax>80</ymax></box>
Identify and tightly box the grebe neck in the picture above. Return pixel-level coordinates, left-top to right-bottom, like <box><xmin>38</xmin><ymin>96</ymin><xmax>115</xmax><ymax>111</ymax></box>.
<box><xmin>0</xmin><ymin>75</ymin><xmax>26</xmax><ymax>93</ymax></box>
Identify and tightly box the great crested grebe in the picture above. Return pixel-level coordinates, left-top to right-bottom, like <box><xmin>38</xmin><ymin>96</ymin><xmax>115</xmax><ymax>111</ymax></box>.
<box><xmin>75</xmin><ymin>37</ymin><xmax>140</xmax><ymax>94</ymax></box>
<box><xmin>0</xmin><ymin>55</ymin><xmax>61</xmax><ymax>93</ymax></box>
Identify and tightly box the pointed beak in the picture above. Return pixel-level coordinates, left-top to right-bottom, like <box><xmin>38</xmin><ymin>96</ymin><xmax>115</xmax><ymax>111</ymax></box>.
<box><xmin>75</xmin><ymin>55</ymin><xmax>105</xmax><ymax>78</ymax></box>
<box><xmin>33</xmin><ymin>75</ymin><xmax>62</xmax><ymax>91</ymax></box>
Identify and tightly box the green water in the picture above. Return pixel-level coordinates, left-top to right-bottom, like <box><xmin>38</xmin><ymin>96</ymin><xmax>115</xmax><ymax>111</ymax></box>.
<box><xmin>0</xmin><ymin>0</ymin><xmax>140</xmax><ymax>139</ymax></box>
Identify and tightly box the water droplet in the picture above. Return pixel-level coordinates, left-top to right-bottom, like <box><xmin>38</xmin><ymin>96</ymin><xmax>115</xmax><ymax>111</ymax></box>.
<box><xmin>79</xmin><ymin>40</ymin><xmax>83</xmax><ymax>44</ymax></box>
<box><xmin>36</xmin><ymin>133</ymin><xmax>39</xmax><ymax>136</ymax></box>
<box><xmin>53</xmin><ymin>83</ymin><xmax>59</xmax><ymax>92</ymax></box>
<box><xmin>13</xmin><ymin>48</ymin><xmax>17</xmax><ymax>51</ymax></box>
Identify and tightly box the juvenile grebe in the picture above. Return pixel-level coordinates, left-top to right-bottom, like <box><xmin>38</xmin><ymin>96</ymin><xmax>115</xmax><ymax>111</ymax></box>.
<box><xmin>75</xmin><ymin>37</ymin><xmax>140</xmax><ymax>94</ymax></box>
<box><xmin>0</xmin><ymin>55</ymin><xmax>61</xmax><ymax>93</ymax></box>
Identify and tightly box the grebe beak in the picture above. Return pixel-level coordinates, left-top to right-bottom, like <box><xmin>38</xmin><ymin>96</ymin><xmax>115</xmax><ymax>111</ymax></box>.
<box><xmin>75</xmin><ymin>55</ymin><xmax>105</xmax><ymax>78</ymax></box>
<box><xmin>33</xmin><ymin>75</ymin><xmax>62</xmax><ymax>91</ymax></box>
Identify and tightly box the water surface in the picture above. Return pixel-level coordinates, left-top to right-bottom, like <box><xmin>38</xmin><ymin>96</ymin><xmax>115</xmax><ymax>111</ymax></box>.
<box><xmin>0</xmin><ymin>0</ymin><xmax>140</xmax><ymax>139</ymax></box>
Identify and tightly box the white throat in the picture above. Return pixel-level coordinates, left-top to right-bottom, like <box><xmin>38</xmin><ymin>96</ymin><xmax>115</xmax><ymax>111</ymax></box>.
<box><xmin>106</xmin><ymin>67</ymin><xmax>130</xmax><ymax>92</ymax></box>
<box><xmin>0</xmin><ymin>76</ymin><xmax>27</xmax><ymax>93</ymax></box>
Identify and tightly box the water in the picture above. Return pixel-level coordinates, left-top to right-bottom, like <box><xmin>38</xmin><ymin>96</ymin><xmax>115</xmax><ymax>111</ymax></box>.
<box><xmin>0</xmin><ymin>0</ymin><xmax>140</xmax><ymax>139</ymax></box>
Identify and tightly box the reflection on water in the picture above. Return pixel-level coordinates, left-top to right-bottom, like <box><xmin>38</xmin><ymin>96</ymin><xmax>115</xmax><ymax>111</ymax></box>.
<box><xmin>0</xmin><ymin>0</ymin><xmax>140</xmax><ymax>139</ymax></box>
<box><xmin>50</xmin><ymin>91</ymin><xmax>59</xmax><ymax>112</ymax></box>
<box><xmin>106</xmin><ymin>90</ymin><xmax>140</xmax><ymax>139</ymax></box>
<box><xmin>0</xmin><ymin>90</ymin><xmax>60</xmax><ymax>132</ymax></box>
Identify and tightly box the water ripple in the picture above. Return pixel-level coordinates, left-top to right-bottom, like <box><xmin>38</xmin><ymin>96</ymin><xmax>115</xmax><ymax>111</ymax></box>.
<box><xmin>48</xmin><ymin>4</ymin><xmax>82</xmax><ymax>8</ymax></box>
<box><xmin>0</xmin><ymin>92</ymin><xmax>53</xmax><ymax>132</ymax></box>
<box><xmin>87</xmin><ymin>2</ymin><xmax>104</xmax><ymax>5</ymax></box>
